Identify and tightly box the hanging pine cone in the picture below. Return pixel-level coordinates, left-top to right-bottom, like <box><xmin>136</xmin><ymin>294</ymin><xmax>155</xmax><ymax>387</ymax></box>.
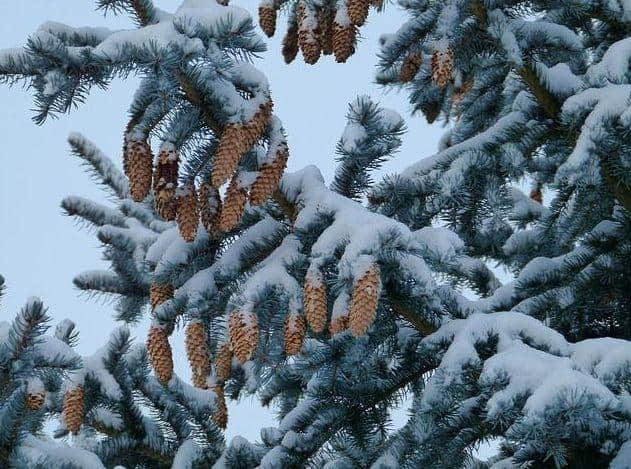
<box><xmin>298</xmin><ymin>2</ymin><xmax>321</xmax><ymax>65</ymax></box>
<box><xmin>63</xmin><ymin>386</ymin><xmax>85</xmax><ymax>435</ymax></box>
<box><xmin>176</xmin><ymin>184</ymin><xmax>199</xmax><ymax>243</ymax></box>
<box><xmin>453</xmin><ymin>79</ymin><xmax>473</xmax><ymax>105</ymax></box>
<box><xmin>229</xmin><ymin>310</ymin><xmax>259</xmax><ymax>364</ymax></box>
<box><xmin>304</xmin><ymin>270</ymin><xmax>328</xmax><ymax>333</ymax></box>
<box><xmin>283</xmin><ymin>21</ymin><xmax>300</xmax><ymax>64</ymax></box>
<box><xmin>250</xmin><ymin>142</ymin><xmax>288</xmax><ymax>206</ymax></box>
<box><xmin>199</xmin><ymin>182</ymin><xmax>222</xmax><ymax>235</ymax></box>
<box><xmin>333</xmin><ymin>21</ymin><xmax>356</xmax><ymax>63</ymax></box>
<box><xmin>185</xmin><ymin>321</ymin><xmax>211</xmax><ymax>388</ymax></box>
<box><xmin>348</xmin><ymin>0</ymin><xmax>370</xmax><ymax>26</ymax></box>
<box><xmin>400</xmin><ymin>52</ymin><xmax>422</xmax><ymax>83</ymax></box>
<box><xmin>284</xmin><ymin>314</ymin><xmax>306</xmax><ymax>356</ymax></box>
<box><xmin>259</xmin><ymin>4</ymin><xmax>277</xmax><ymax>37</ymax></box>
<box><xmin>212</xmin><ymin>124</ymin><xmax>246</xmax><ymax>188</ymax></box>
<box><xmin>26</xmin><ymin>391</ymin><xmax>45</xmax><ymax>411</ymax></box>
<box><xmin>155</xmin><ymin>185</ymin><xmax>177</xmax><ymax>221</ymax></box>
<box><xmin>147</xmin><ymin>326</ymin><xmax>173</xmax><ymax>385</ymax></box>
<box><xmin>317</xmin><ymin>7</ymin><xmax>334</xmax><ymax>56</ymax></box>
<box><xmin>219</xmin><ymin>175</ymin><xmax>248</xmax><ymax>233</ymax></box>
<box><xmin>150</xmin><ymin>282</ymin><xmax>173</xmax><ymax>312</ymax></box>
<box><xmin>329</xmin><ymin>313</ymin><xmax>349</xmax><ymax>336</ymax></box>
<box><xmin>424</xmin><ymin>101</ymin><xmax>442</xmax><ymax>124</ymax></box>
<box><xmin>348</xmin><ymin>263</ymin><xmax>381</xmax><ymax>337</ymax></box>
<box><xmin>431</xmin><ymin>47</ymin><xmax>454</xmax><ymax>88</ymax></box>
<box><xmin>215</xmin><ymin>343</ymin><xmax>232</xmax><ymax>382</ymax></box>
<box><xmin>242</xmin><ymin>101</ymin><xmax>273</xmax><ymax>150</ymax></box>
<box><xmin>530</xmin><ymin>187</ymin><xmax>543</xmax><ymax>204</ymax></box>
<box><xmin>211</xmin><ymin>384</ymin><xmax>228</xmax><ymax>429</ymax></box>
<box><xmin>153</xmin><ymin>145</ymin><xmax>179</xmax><ymax>191</ymax></box>
<box><xmin>127</xmin><ymin>139</ymin><xmax>153</xmax><ymax>202</ymax></box>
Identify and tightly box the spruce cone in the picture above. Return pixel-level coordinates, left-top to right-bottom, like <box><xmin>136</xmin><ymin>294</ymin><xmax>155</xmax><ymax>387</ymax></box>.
<box><xmin>424</xmin><ymin>101</ymin><xmax>441</xmax><ymax>124</ymax></box>
<box><xmin>63</xmin><ymin>386</ymin><xmax>85</xmax><ymax>435</ymax></box>
<box><xmin>219</xmin><ymin>176</ymin><xmax>248</xmax><ymax>233</ymax></box>
<box><xmin>304</xmin><ymin>271</ymin><xmax>328</xmax><ymax>333</ymax></box>
<box><xmin>147</xmin><ymin>326</ymin><xmax>174</xmax><ymax>385</ymax></box>
<box><xmin>242</xmin><ymin>101</ymin><xmax>273</xmax><ymax>150</ymax></box>
<box><xmin>156</xmin><ymin>185</ymin><xmax>177</xmax><ymax>221</ymax></box>
<box><xmin>333</xmin><ymin>21</ymin><xmax>356</xmax><ymax>63</ymax></box>
<box><xmin>284</xmin><ymin>314</ymin><xmax>306</xmax><ymax>356</ymax></box>
<box><xmin>348</xmin><ymin>264</ymin><xmax>381</xmax><ymax>337</ymax></box>
<box><xmin>199</xmin><ymin>182</ymin><xmax>222</xmax><ymax>235</ymax></box>
<box><xmin>26</xmin><ymin>392</ymin><xmax>45</xmax><ymax>411</ymax></box>
<box><xmin>282</xmin><ymin>22</ymin><xmax>300</xmax><ymax>64</ymax></box>
<box><xmin>211</xmin><ymin>384</ymin><xmax>228</xmax><ymax>429</ymax></box>
<box><xmin>185</xmin><ymin>321</ymin><xmax>210</xmax><ymax>387</ymax></box>
<box><xmin>259</xmin><ymin>5</ymin><xmax>277</xmax><ymax>37</ymax></box>
<box><xmin>127</xmin><ymin>139</ymin><xmax>153</xmax><ymax>202</ymax></box>
<box><xmin>153</xmin><ymin>145</ymin><xmax>179</xmax><ymax>191</ymax></box>
<box><xmin>215</xmin><ymin>343</ymin><xmax>233</xmax><ymax>382</ymax></box>
<box><xmin>348</xmin><ymin>0</ymin><xmax>370</xmax><ymax>26</ymax></box>
<box><xmin>229</xmin><ymin>310</ymin><xmax>259</xmax><ymax>364</ymax></box>
<box><xmin>317</xmin><ymin>7</ymin><xmax>335</xmax><ymax>56</ymax></box>
<box><xmin>400</xmin><ymin>52</ymin><xmax>422</xmax><ymax>83</ymax></box>
<box><xmin>329</xmin><ymin>314</ymin><xmax>349</xmax><ymax>336</ymax></box>
<box><xmin>250</xmin><ymin>143</ymin><xmax>288</xmax><ymax>206</ymax></box>
<box><xmin>298</xmin><ymin>3</ymin><xmax>321</xmax><ymax>65</ymax></box>
<box><xmin>176</xmin><ymin>185</ymin><xmax>199</xmax><ymax>243</ymax></box>
<box><xmin>530</xmin><ymin>187</ymin><xmax>543</xmax><ymax>204</ymax></box>
<box><xmin>453</xmin><ymin>79</ymin><xmax>473</xmax><ymax>105</ymax></box>
<box><xmin>150</xmin><ymin>282</ymin><xmax>174</xmax><ymax>312</ymax></box>
<box><xmin>431</xmin><ymin>47</ymin><xmax>454</xmax><ymax>88</ymax></box>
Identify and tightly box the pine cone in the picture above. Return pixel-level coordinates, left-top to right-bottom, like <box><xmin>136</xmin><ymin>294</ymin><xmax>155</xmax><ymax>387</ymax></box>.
<box><xmin>317</xmin><ymin>7</ymin><xmax>335</xmax><ymax>56</ymax></box>
<box><xmin>153</xmin><ymin>145</ymin><xmax>179</xmax><ymax>191</ymax></box>
<box><xmin>219</xmin><ymin>175</ymin><xmax>248</xmax><ymax>233</ymax></box>
<box><xmin>242</xmin><ymin>101</ymin><xmax>273</xmax><ymax>150</ymax></box>
<box><xmin>453</xmin><ymin>79</ymin><xmax>473</xmax><ymax>105</ymax></box>
<box><xmin>215</xmin><ymin>343</ymin><xmax>233</xmax><ymax>382</ymax></box>
<box><xmin>250</xmin><ymin>143</ymin><xmax>288</xmax><ymax>206</ymax></box>
<box><xmin>259</xmin><ymin>5</ymin><xmax>277</xmax><ymax>37</ymax></box>
<box><xmin>26</xmin><ymin>392</ymin><xmax>45</xmax><ymax>411</ymax></box>
<box><xmin>150</xmin><ymin>282</ymin><xmax>174</xmax><ymax>312</ymax></box>
<box><xmin>431</xmin><ymin>47</ymin><xmax>454</xmax><ymax>88</ymax></box>
<box><xmin>229</xmin><ymin>310</ymin><xmax>259</xmax><ymax>364</ymax></box>
<box><xmin>530</xmin><ymin>187</ymin><xmax>543</xmax><ymax>204</ymax></box>
<box><xmin>424</xmin><ymin>101</ymin><xmax>441</xmax><ymax>124</ymax></box>
<box><xmin>211</xmin><ymin>384</ymin><xmax>228</xmax><ymax>429</ymax></box>
<box><xmin>155</xmin><ymin>185</ymin><xmax>177</xmax><ymax>221</ymax></box>
<box><xmin>329</xmin><ymin>314</ymin><xmax>349</xmax><ymax>336</ymax></box>
<box><xmin>348</xmin><ymin>0</ymin><xmax>370</xmax><ymax>26</ymax></box>
<box><xmin>185</xmin><ymin>321</ymin><xmax>210</xmax><ymax>387</ymax></box>
<box><xmin>127</xmin><ymin>139</ymin><xmax>153</xmax><ymax>202</ymax></box>
<box><xmin>304</xmin><ymin>270</ymin><xmax>328</xmax><ymax>333</ymax></box>
<box><xmin>63</xmin><ymin>386</ymin><xmax>85</xmax><ymax>435</ymax></box>
<box><xmin>176</xmin><ymin>184</ymin><xmax>199</xmax><ymax>243</ymax></box>
<box><xmin>333</xmin><ymin>21</ymin><xmax>357</xmax><ymax>63</ymax></box>
<box><xmin>212</xmin><ymin>124</ymin><xmax>247</xmax><ymax>188</ymax></box>
<box><xmin>284</xmin><ymin>314</ymin><xmax>306</xmax><ymax>356</ymax></box>
<box><xmin>348</xmin><ymin>264</ymin><xmax>381</xmax><ymax>337</ymax></box>
<box><xmin>147</xmin><ymin>326</ymin><xmax>173</xmax><ymax>385</ymax></box>
<box><xmin>199</xmin><ymin>182</ymin><xmax>222</xmax><ymax>235</ymax></box>
<box><xmin>298</xmin><ymin>3</ymin><xmax>321</xmax><ymax>65</ymax></box>
<box><xmin>400</xmin><ymin>52</ymin><xmax>422</xmax><ymax>83</ymax></box>
<box><xmin>282</xmin><ymin>22</ymin><xmax>300</xmax><ymax>64</ymax></box>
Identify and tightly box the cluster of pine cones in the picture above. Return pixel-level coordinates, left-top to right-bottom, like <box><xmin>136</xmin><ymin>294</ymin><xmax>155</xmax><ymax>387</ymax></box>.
<box><xmin>124</xmin><ymin>99</ymin><xmax>287</xmax><ymax>244</ymax></box>
<box><xmin>259</xmin><ymin>0</ymin><xmax>382</xmax><ymax>64</ymax></box>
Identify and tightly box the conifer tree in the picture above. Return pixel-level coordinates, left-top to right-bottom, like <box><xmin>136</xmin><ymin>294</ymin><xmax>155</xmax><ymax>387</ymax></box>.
<box><xmin>1</xmin><ymin>0</ymin><xmax>631</xmax><ymax>468</ymax></box>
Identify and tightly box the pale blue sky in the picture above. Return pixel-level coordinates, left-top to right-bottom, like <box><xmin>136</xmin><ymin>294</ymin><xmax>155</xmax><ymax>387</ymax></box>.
<box><xmin>0</xmin><ymin>0</ymin><xmax>445</xmax><ymax>442</ymax></box>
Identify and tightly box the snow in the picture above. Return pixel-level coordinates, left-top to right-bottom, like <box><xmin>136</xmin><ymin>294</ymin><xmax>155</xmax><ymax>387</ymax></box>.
<box><xmin>172</xmin><ymin>439</ymin><xmax>201</xmax><ymax>468</ymax></box>
<box><xmin>17</xmin><ymin>435</ymin><xmax>106</xmax><ymax>468</ymax></box>
<box><xmin>91</xmin><ymin>407</ymin><xmax>123</xmax><ymax>430</ymax></box>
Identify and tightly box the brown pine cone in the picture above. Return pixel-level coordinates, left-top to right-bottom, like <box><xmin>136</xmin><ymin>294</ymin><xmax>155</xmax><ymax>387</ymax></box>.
<box><xmin>284</xmin><ymin>314</ymin><xmax>306</xmax><ymax>356</ymax></box>
<box><xmin>453</xmin><ymin>79</ymin><xmax>473</xmax><ymax>105</ymax></box>
<box><xmin>424</xmin><ymin>101</ymin><xmax>441</xmax><ymax>124</ymax></box>
<box><xmin>218</xmin><ymin>175</ymin><xmax>248</xmax><ymax>233</ymax></box>
<box><xmin>317</xmin><ymin>7</ymin><xmax>335</xmax><ymax>56</ymax></box>
<box><xmin>26</xmin><ymin>392</ymin><xmax>45</xmax><ymax>411</ymax></box>
<box><xmin>185</xmin><ymin>321</ymin><xmax>210</xmax><ymax>387</ymax></box>
<box><xmin>212</xmin><ymin>124</ymin><xmax>247</xmax><ymax>188</ymax></box>
<box><xmin>282</xmin><ymin>22</ymin><xmax>300</xmax><ymax>64</ymax></box>
<box><xmin>63</xmin><ymin>386</ymin><xmax>85</xmax><ymax>435</ymax></box>
<box><xmin>348</xmin><ymin>263</ymin><xmax>381</xmax><ymax>337</ymax></box>
<box><xmin>249</xmin><ymin>142</ymin><xmax>288</xmax><ymax>206</ymax></box>
<box><xmin>211</xmin><ymin>383</ymin><xmax>228</xmax><ymax>429</ymax></box>
<box><xmin>348</xmin><ymin>0</ymin><xmax>370</xmax><ymax>26</ymax></box>
<box><xmin>199</xmin><ymin>182</ymin><xmax>222</xmax><ymax>235</ymax></box>
<box><xmin>147</xmin><ymin>326</ymin><xmax>174</xmax><ymax>385</ymax></box>
<box><xmin>329</xmin><ymin>313</ymin><xmax>349</xmax><ymax>336</ymax></box>
<box><xmin>242</xmin><ymin>101</ymin><xmax>273</xmax><ymax>150</ymax></box>
<box><xmin>155</xmin><ymin>185</ymin><xmax>177</xmax><ymax>221</ymax></box>
<box><xmin>298</xmin><ymin>2</ymin><xmax>321</xmax><ymax>65</ymax></box>
<box><xmin>259</xmin><ymin>4</ymin><xmax>277</xmax><ymax>37</ymax></box>
<box><xmin>304</xmin><ymin>270</ymin><xmax>328</xmax><ymax>333</ymax></box>
<box><xmin>530</xmin><ymin>187</ymin><xmax>543</xmax><ymax>204</ymax></box>
<box><xmin>150</xmin><ymin>282</ymin><xmax>174</xmax><ymax>312</ymax></box>
<box><xmin>400</xmin><ymin>52</ymin><xmax>422</xmax><ymax>83</ymax></box>
<box><xmin>127</xmin><ymin>139</ymin><xmax>153</xmax><ymax>202</ymax></box>
<box><xmin>229</xmin><ymin>310</ymin><xmax>259</xmax><ymax>364</ymax></box>
<box><xmin>176</xmin><ymin>184</ymin><xmax>199</xmax><ymax>242</ymax></box>
<box><xmin>431</xmin><ymin>47</ymin><xmax>454</xmax><ymax>88</ymax></box>
<box><xmin>153</xmin><ymin>145</ymin><xmax>179</xmax><ymax>191</ymax></box>
<box><xmin>333</xmin><ymin>21</ymin><xmax>357</xmax><ymax>63</ymax></box>
<box><xmin>215</xmin><ymin>343</ymin><xmax>233</xmax><ymax>382</ymax></box>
